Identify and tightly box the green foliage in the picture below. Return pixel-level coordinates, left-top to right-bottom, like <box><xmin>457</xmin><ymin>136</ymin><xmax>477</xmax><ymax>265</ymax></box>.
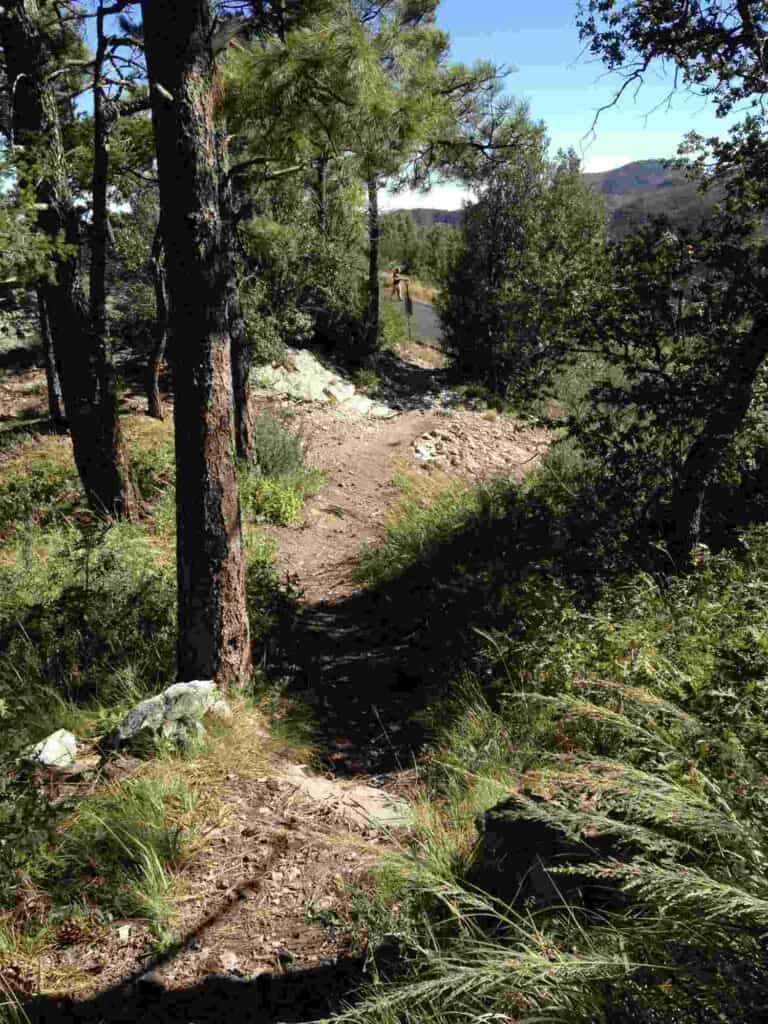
<box><xmin>128</xmin><ymin>436</ymin><xmax>175</xmax><ymax>505</ymax></box>
<box><xmin>0</xmin><ymin>458</ymin><xmax>81</xmax><ymax>538</ymax></box>
<box><xmin>240</xmin><ymin>414</ymin><xmax>324</xmax><ymax>526</ymax></box>
<box><xmin>250</xmin><ymin>413</ymin><xmax>305</xmax><ymax>478</ymax></box>
<box><xmin>360</xmin><ymin>525</ymin><xmax>768</xmax><ymax>1023</ymax></box>
<box><xmin>440</xmin><ymin>145</ymin><xmax>608</xmax><ymax>395</ymax></box>
<box><xmin>350</xmin><ymin>367</ymin><xmax>380</xmax><ymax>393</ymax></box>
<box><xmin>553</xmin><ymin>209</ymin><xmax>768</xmax><ymax>558</ymax></box>
<box><xmin>0</xmin><ymin>523</ymin><xmax>177</xmax><ymax>732</ymax></box>
<box><xmin>242</xmin><ymin>475</ymin><xmax>305</xmax><ymax>525</ymax></box>
<box><xmin>355</xmin><ymin>469</ymin><xmax>511</xmax><ymax>586</ymax></box>
<box><xmin>378</xmin><ymin>297</ymin><xmax>410</xmax><ymax>350</ymax></box>
<box><xmin>379</xmin><ymin>212</ymin><xmax>462</xmax><ymax>285</ymax></box>
<box><xmin>244</xmin><ymin>533</ymin><xmax>301</xmax><ymax>657</ymax></box>
<box><xmin>47</xmin><ymin>775</ymin><xmax>194</xmax><ymax>930</ymax></box>
<box><xmin>0</xmin><ymin>764</ymin><xmax>60</xmax><ymax>913</ymax></box>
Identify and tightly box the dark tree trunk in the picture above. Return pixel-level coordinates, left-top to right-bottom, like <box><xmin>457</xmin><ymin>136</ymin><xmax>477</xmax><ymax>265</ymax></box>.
<box><xmin>316</xmin><ymin>154</ymin><xmax>329</xmax><ymax>234</ymax></box>
<box><xmin>36</xmin><ymin>287</ymin><xmax>66</xmax><ymax>429</ymax></box>
<box><xmin>87</xmin><ymin>2</ymin><xmax>138</xmax><ymax>516</ymax></box>
<box><xmin>220</xmin><ymin>147</ymin><xmax>254</xmax><ymax>461</ymax></box>
<box><xmin>666</xmin><ymin>322</ymin><xmax>768</xmax><ymax>564</ymax></box>
<box><xmin>142</xmin><ymin>0</ymin><xmax>252</xmax><ymax>689</ymax></box>
<box><xmin>146</xmin><ymin>224</ymin><xmax>168</xmax><ymax>420</ymax></box>
<box><xmin>365</xmin><ymin>176</ymin><xmax>380</xmax><ymax>358</ymax></box>
<box><xmin>0</xmin><ymin>0</ymin><xmax>136</xmax><ymax>519</ymax></box>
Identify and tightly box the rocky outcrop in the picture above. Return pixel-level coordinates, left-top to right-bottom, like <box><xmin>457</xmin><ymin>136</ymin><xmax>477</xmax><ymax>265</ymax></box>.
<box><xmin>101</xmin><ymin>680</ymin><xmax>230</xmax><ymax>754</ymax></box>
<box><xmin>252</xmin><ymin>349</ymin><xmax>396</xmax><ymax>418</ymax></box>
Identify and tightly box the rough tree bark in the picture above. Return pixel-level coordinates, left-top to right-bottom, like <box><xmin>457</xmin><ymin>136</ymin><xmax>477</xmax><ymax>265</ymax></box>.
<box><xmin>0</xmin><ymin>0</ymin><xmax>136</xmax><ymax>518</ymax></box>
<box><xmin>146</xmin><ymin>224</ymin><xmax>168</xmax><ymax>420</ymax></box>
<box><xmin>88</xmin><ymin>0</ymin><xmax>138</xmax><ymax>515</ymax></box>
<box><xmin>365</xmin><ymin>176</ymin><xmax>380</xmax><ymax>358</ymax></box>
<box><xmin>220</xmin><ymin>150</ymin><xmax>255</xmax><ymax>461</ymax></box>
<box><xmin>36</xmin><ymin>287</ymin><xmax>66</xmax><ymax>429</ymax></box>
<box><xmin>142</xmin><ymin>0</ymin><xmax>252</xmax><ymax>689</ymax></box>
<box><xmin>666</xmin><ymin>321</ymin><xmax>768</xmax><ymax>564</ymax></box>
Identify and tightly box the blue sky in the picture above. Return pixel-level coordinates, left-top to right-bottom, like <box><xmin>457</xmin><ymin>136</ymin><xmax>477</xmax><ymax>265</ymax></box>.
<box><xmin>383</xmin><ymin>0</ymin><xmax>733</xmax><ymax>209</ymax></box>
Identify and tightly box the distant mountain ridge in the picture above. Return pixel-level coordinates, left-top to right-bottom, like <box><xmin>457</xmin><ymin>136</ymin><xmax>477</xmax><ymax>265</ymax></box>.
<box><xmin>582</xmin><ymin>158</ymin><xmax>720</xmax><ymax>238</ymax></box>
<box><xmin>396</xmin><ymin>159</ymin><xmax>718</xmax><ymax>239</ymax></box>
<box><xmin>407</xmin><ymin>208</ymin><xmax>463</xmax><ymax>229</ymax></box>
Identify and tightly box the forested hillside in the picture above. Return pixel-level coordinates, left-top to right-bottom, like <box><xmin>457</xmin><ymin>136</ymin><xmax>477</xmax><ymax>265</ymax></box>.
<box><xmin>583</xmin><ymin>158</ymin><xmax>722</xmax><ymax>237</ymax></box>
<box><xmin>399</xmin><ymin>158</ymin><xmax>718</xmax><ymax>240</ymax></box>
<box><xmin>1</xmin><ymin>2</ymin><xmax>768</xmax><ymax>1023</ymax></box>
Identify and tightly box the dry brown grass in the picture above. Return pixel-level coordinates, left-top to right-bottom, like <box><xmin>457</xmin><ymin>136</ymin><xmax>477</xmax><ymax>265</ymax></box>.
<box><xmin>122</xmin><ymin>412</ymin><xmax>174</xmax><ymax>451</ymax></box>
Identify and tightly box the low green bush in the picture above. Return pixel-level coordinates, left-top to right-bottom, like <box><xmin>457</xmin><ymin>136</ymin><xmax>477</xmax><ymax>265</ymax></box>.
<box><xmin>250</xmin><ymin>413</ymin><xmax>306</xmax><ymax>478</ymax></box>
<box><xmin>0</xmin><ymin>459</ymin><xmax>81</xmax><ymax>538</ymax></box>
<box><xmin>239</xmin><ymin>415</ymin><xmax>324</xmax><ymax>526</ymax></box>
<box><xmin>128</xmin><ymin>436</ymin><xmax>175</xmax><ymax>504</ymax></box>
<box><xmin>240</xmin><ymin>468</ymin><xmax>324</xmax><ymax>526</ymax></box>
<box><xmin>351</xmin><ymin>367</ymin><xmax>380</xmax><ymax>394</ymax></box>
<box><xmin>378</xmin><ymin>298</ymin><xmax>410</xmax><ymax>350</ymax></box>
<box><xmin>0</xmin><ymin>523</ymin><xmax>177</xmax><ymax>745</ymax></box>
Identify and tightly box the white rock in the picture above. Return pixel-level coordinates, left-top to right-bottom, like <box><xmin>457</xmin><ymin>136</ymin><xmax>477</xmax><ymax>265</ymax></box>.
<box><xmin>28</xmin><ymin>729</ymin><xmax>77</xmax><ymax>769</ymax></box>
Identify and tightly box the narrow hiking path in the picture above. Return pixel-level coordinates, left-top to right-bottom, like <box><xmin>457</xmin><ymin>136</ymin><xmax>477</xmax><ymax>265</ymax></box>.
<box><xmin>255</xmin><ymin>360</ymin><xmax>549</xmax><ymax>605</ymax></box>
<box><xmin>1</xmin><ymin>345</ymin><xmax>550</xmax><ymax>1021</ymax></box>
<box><xmin>253</xmin><ymin>348</ymin><xmax>551</xmax><ymax>787</ymax></box>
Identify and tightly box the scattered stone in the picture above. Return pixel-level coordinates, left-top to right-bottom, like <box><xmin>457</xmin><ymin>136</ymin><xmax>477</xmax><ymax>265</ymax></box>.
<box><xmin>101</xmin><ymin>680</ymin><xmax>231</xmax><ymax>755</ymax></box>
<box><xmin>281</xmin><ymin>764</ymin><xmax>411</xmax><ymax>831</ymax></box>
<box><xmin>26</xmin><ymin>728</ymin><xmax>77</xmax><ymax>769</ymax></box>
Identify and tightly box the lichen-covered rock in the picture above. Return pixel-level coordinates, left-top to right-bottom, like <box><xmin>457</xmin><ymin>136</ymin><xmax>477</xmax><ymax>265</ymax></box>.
<box><xmin>252</xmin><ymin>347</ymin><xmax>396</xmax><ymax>418</ymax></box>
<box><xmin>27</xmin><ymin>729</ymin><xmax>77</xmax><ymax>769</ymax></box>
<box><xmin>102</xmin><ymin>680</ymin><xmax>229</xmax><ymax>755</ymax></box>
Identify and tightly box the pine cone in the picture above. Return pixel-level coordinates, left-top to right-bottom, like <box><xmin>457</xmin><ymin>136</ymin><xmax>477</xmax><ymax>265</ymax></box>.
<box><xmin>0</xmin><ymin>959</ymin><xmax>37</xmax><ymax>997</ymax></box>
<box><xmin>56</xmin><ymin>918</ymin><xmax>89</xmax><ymax>947</ymax></box>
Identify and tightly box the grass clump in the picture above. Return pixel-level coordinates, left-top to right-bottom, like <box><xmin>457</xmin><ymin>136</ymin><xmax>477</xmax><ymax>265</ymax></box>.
<box><xmin>378</xmin><ymin>298</ymin><xmax>410</xmax><ymax>350</ymax></box>
<box><xmin>251</xmin><ymin>413</ymin><xmax>305</xmax><ymax>478</ymax></box>
<box><xmin>0</xmin><ymin>523</ymin><xmax>177</xmax><ymax>732</ymax></box>
<box><xmin>0</xmin><ymin>458</ymin><xmax>80</xmax><ymax>539</ymax></box>
<box><xmin>241</xmin><ymin>414</ymin><xmax>324</xmax><ymax>526</ymax></box>
<box><xmin>355</xmin><ymin>467</ymin><xmax>509</xmax><ymax>587</ymax></box>
<box><xmin>46</xmin><ymin>775</ymin><xmax>196</xmax><ymax>931</ymax></box>
<box><xmin>245</xmin><ymin>531</ymin><xmax>300</xmax><ymax>655</ymax></box>
<box><xmin>351</xmin><ymin>367</ymin><xmax>380</xmax><ymax>394</ymax></box>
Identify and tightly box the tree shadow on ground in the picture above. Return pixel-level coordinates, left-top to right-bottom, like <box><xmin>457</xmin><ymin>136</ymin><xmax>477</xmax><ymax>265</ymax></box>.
<box><xmin>270</xmin><ymin>485</ymin><xmax>616</xmax><ymax>778</ymax></box>
<box><xmin>0</xmin><ymin>344</ymin><xmax>42</xmax><ymax>372</ymax></box>
<box><xmin>19</xmin><ymin>865</ymin><xmax>402</xmax><ymax>1023</ymax></box>
<box><xmin>22</xmin><ymin>951</ymin><xmax>391</xmax><ymax>1023</ymax></box>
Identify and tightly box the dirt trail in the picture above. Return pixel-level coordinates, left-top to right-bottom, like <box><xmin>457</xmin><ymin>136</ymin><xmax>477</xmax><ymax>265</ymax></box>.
<box><xmin>255</xmin><ymin>394</ymin><xmax>550</xmax><ymax>605</ymax></box>
<box><xmin>1</xmin><ymin>350</ymin><xmax>551</xmax><ymax>1020</ymax></box>
<box><xmin>256</xmin><ymin>398</ymin><xmax>444</xmax><ymax>602</ymax></box>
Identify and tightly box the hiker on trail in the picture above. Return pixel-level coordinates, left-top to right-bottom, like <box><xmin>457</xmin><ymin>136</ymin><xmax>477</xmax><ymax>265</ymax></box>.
<box><xmin>391</xmin><ymin>266</ymin><xmax>408</xmax><ymax>300</ymax></box>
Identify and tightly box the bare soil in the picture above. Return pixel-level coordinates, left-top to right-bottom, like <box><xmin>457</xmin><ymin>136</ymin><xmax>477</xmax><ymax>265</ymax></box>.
<box><xmin>0</xmin><ymin>367</ymin><xmax>48</xmax><ymax>422</ymax></box>
<box><xmin>255</xmin><ymin>394</ymin><xmax>549</xmax><ymax>604</ymax></box>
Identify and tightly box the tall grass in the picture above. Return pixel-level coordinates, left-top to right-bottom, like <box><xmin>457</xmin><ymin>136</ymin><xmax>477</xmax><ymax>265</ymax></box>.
<box><xmin>355</xmin><ymin>468</ymin><xmax>510</xmax><ymax>587</ymax></box>
<box><xmin>348</xmin><ymin>525</ymin><xmax>768</xmax><ymax>1023</ymax></box>
<box><xmin>48</xmin><ymin>775</ymin><xmax>195</xmax><ymax>930</ymax></box>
